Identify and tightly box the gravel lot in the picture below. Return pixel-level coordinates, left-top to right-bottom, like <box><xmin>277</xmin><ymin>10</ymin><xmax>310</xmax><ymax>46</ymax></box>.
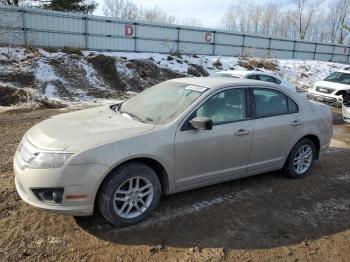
<box><xmin>0</xmin><ymin>107</ymin><xmax>349</xmax><ymax>262</ymax></box>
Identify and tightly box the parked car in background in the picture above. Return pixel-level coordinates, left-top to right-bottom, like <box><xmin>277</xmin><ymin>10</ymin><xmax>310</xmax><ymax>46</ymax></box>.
<box><xmin>342</xmin><ymin>90</ymin><xmax>350</xmax><ymax>123</ymax></box>
<box><xmin>214</xmin><ymin>70</ymin><xmax>297</xmax><ymax>92</ymax></box>
<box><xmin>308</xmin><ymin>69</ymin><xmax>350</xmax><ymax>107</ymax></box>
<box><xmin>14</xmin><ymin>77</ymin><xmax>332</xmax><ymax>227</ymax></box>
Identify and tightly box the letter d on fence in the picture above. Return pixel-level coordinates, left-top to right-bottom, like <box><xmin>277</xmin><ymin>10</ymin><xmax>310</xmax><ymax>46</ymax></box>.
<box><xmin>125</xmin><ymin>24</ymin><xmax>135</xmax><ymax>37</ymax></box>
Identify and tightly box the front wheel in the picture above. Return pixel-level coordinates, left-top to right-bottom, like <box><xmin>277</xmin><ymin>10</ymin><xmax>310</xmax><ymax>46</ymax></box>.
<box><xmin>98</xmin><ymin>162</ymin><xmax>161</xmax><ymax>227</ymax></box>
<box><xmin>283</xmin><ymin>138</ymin><xmax>316</xmax><ymax>178</ymax></box>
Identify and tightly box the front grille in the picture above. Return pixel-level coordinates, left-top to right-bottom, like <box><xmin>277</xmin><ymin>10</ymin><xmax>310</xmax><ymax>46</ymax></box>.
<box><xmin>316</xmin><ymin>86</ymin><xmax>335</xmax><ymax>94</ymax></box>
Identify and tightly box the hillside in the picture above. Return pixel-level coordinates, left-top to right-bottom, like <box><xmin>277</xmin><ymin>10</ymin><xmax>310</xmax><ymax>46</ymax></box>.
<box><xmin>0</xmin><ymin>46</ymin><xmax>348</xmax><ymax>108</ymax></box>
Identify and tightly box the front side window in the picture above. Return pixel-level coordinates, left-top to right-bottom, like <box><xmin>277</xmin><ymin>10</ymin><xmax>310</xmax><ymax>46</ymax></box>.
<box><xmin>253</xmin><ymin>89</ymin><xmax>288</xmax><ymax>117</ymax></box>
<box><xmin>324</xmin><ymin>72</ymin><xmax>350</xmax><ymax>85</ymax></box>
<box><xmin>195</xmin><ymin>88</ymin><xmax>246</xmax><ymax>125</ymax></box>
<box><xmin>120</xmin><ymin>81</ymin><xmax>206</xmax><ymax>124</ymax></box>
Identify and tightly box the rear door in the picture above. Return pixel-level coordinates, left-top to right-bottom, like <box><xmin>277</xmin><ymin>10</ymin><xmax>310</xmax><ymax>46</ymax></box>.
<box><xmin>248</xmin><ymin>87</ymin><xmax>302</xmax><ymax>173</ymax></box>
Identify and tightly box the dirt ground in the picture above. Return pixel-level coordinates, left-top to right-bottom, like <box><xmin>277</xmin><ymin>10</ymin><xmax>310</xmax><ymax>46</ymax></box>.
<box><xmin>0</xmin><ymin>107</ymin><xmax>350</xmax><ymax>262</ymax></box>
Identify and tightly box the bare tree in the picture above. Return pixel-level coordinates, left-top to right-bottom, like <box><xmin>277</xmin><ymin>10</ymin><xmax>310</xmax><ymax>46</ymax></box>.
<box><xmin>103</xmin><ymin>0</ymin><xmax>139</xmax><ymax>20</ymax></box>
<box><xmin>220</xmin><ymin>5</ymin><xmax>239</xmax><ymax>31</ymax></box>
<box><xmin>291</xmin><ymin>0</ymin><xmax>323</xmax><ymax>40</ymax></box>
<box><xmin>261</xmin><ymin>4</ymin><xmax>279</xmax><ymax>35</ymax></box>
<box><xmin>219</xmin><ymin>0</ymin><xmax>348</xmax><ymax>44</ymax></box>
<box><xmin>179</xmin><ymin>17</ymin><xmax>203</xmax><ymax>27</ymax></box>
<box><xmin>328</xmin><ymin>0</ymin><xmax>350</xmax><ymax>44</ymax></box>
<box><xmin>103</xmin><ymin>0</ymin><xmax>175</xmax><ymax>24</ymax></box>
<box><xmin>139</xmin><ymin>6</ymin><xmax>175</xmax><ymax>24</ymax></box>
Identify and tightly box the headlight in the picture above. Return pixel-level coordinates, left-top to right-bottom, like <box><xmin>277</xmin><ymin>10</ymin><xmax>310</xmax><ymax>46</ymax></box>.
<box><xmin>28</xmin><ymin>152</ymin><xmax>73</xmax><ymax>169</ymax></box>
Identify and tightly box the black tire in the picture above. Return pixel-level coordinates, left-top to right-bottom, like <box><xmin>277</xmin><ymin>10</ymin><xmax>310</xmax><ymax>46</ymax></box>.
<box><xmin>98</xmin><ymin>162</ymin><xmax>161</xmax><ymax>227</ymax></box>
<box><xmin>283</xmin><ymin>138</ymin><xmax>316</xmax><ymax>178</ymax></box>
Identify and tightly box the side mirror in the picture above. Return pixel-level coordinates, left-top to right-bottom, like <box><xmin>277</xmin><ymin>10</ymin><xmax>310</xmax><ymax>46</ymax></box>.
<box><xmin>190</xmin><ymin>117</ymin><xmax>213</xmax><ymax>130</ymax></box>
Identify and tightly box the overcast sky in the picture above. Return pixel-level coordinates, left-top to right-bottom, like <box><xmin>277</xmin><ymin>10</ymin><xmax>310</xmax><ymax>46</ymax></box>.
<box><xmin>94</xmin><ymin>0</ymin><xmax>293</xmax><ymax>28</ymax></box>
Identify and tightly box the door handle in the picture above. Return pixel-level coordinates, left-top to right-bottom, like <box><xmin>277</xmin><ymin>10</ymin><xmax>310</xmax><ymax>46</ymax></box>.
<box><xmin>291</xmin><ymin>120</ymin><xmax>302</xmax><ymax>126</ymax></box>
<box><xmin>234</xmin><ymin>129</ymin><xmax>250</xmax><ymax>136</ymax></box>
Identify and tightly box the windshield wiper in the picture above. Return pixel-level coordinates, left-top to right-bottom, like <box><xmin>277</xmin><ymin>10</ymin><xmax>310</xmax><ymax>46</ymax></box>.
<box><xmin>109</xmin><ymin>102</ymin><xmax>123</xmax><ymax>112</ymax></box>
<box><xmin>119</xmin><ymin>111</ymin><xmax>146</xmax><ymax>123</ymax></box>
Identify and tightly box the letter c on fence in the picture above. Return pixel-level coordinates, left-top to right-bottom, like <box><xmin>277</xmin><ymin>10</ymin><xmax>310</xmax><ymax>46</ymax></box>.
<box><xmin>205</xmin><ymin>32</ymin><xmax>212</xmax><ymax>43</ymax></box>
<box><xmin>125</xmin><ymin>24</ymin><xmax>134</xmax><ymax>37</ymax></box>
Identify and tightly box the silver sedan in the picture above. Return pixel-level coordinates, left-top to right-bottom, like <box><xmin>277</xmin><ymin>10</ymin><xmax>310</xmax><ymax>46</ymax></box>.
<box><xmin>14</xmin><ymin>77</ymin><xmax>332</xmax><ymax>227</ymax></box>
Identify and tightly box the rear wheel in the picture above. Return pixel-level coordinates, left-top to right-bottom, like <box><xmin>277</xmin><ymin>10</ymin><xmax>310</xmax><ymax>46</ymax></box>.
<box><xmin>98</xmin><ymin>162</ymin><xmax>161</xmax><ymax>227</ymax></box>
<box><xmin>283</xmin><ymin>138</ymin><xmax>316</xmax><ymax>178</ymax></box>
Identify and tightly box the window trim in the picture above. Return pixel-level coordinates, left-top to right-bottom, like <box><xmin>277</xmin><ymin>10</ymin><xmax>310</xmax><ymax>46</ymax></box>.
<box><xmin>250</xmin><ymin>87</ymin><xmax>299</xmax><ymax>119</ymax></box>
<box><xmin>180</xmin><ymin>87</ymin><xmax>252</xmax><ymax>131</ymax></box>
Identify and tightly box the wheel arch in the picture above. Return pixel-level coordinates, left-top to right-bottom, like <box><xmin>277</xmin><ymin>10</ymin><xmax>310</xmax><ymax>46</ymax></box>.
<box><xmin>93</xmin><ymin>157</ymin><xmax>170</xmax><ymax>213</ymax></box>
<box><xmin>302</xmin><ymin>134</ymin><xmax>320</xmax><ymax>160</ymax></box>
<box><xmin>289</xmin><ymin>134</ymin><xmax>321</xmax><ymax>161</ymax></box>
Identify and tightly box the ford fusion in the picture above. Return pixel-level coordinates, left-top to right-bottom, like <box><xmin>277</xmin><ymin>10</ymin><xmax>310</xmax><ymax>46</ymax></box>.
<box><xmin>14</xmin><ymin>78</ymin><xmax>332</xmax><ymax>227</ymax></box>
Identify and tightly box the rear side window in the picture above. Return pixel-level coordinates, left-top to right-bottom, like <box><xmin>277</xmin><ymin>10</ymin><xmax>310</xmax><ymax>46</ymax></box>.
<box><xmin>287</xmin><ymin>97</ymin><xmax>298</xmax><ymax>113</ymax></box>
<box><xmin>253</xmin><ymin>89</ymin><xmax>288</xmax><ymax>117</ymax></box>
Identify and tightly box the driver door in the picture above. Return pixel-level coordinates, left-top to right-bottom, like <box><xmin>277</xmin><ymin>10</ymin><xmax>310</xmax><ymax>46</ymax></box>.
<box><xmin>174</xmin><ymin>88</ymin><xmax>254</xmax><ymax>190</ymax></box>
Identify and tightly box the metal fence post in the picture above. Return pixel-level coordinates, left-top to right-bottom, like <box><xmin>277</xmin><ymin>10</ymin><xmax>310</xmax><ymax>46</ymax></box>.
<box><xmin>313</xmin><ymin>43</ymin><xmax>317</xmax><ymax>60</ymax></box>
<box><xmin>134</xmin><ymin>22</ymin><xmax>137</xmax><ymax>52</ymax></box>
<box><xmin>292</xmin><ymin>41</ymin><xmax>296</xmax><ymax>59</ymax></box>
<box><xmin>20</xmin><ymin>8</ymin><xmax>27</xmax><ymax>45</ymax></box>
<box><xmin>241</xmin><ymin>34</ymin><xmax>245</xmax><ymax>56</ymax></box>
<box><xmin>212</xmin><ymin>31</ymin><xmax>216</xmax><ymax>56</ymax></box>
<box><xmin>268</xmin><ymin>38</ymin><xmax>271</xmax><ymax>58</ymax></box>
<box><xmin>331</xmin><ymin>45</ymin><xmax>335</xmax><ymax>62</ymax></box>
<box><xmin>84</xmin><ymin>16</ymin><xmax>88</xmax><ymax>49</ymax></box>
<box><xmin>176</xmin><ymin>27</ymin><xmax>180</xmax><ymax>54</ymax></box>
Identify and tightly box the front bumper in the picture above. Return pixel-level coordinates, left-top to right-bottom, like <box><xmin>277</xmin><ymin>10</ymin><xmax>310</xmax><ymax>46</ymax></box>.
<box><xmin>308</xmin><ymin>93</ymin><xmax>342</xmax><ymax>107</ymax></box>
<box><xmin>343</xmin><ymin>104</ymin><xmax>350</xmax><ymax>123</ymax></box>
<box><xmin>14</xmin><ymin>152</ymin><xmax>107</xmax><ymax>216</ymax></box>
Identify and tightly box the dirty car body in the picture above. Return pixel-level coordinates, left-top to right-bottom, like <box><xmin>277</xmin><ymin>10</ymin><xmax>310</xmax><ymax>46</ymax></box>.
<box><xmin>14</xmin><ymin>77</ymin><xmax>332</xmax><ymax>226</ymax></box>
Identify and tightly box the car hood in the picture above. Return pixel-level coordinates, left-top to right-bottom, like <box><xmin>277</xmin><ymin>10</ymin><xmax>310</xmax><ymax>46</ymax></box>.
<box><xmin>315</xmin><ymin>80</ymin><xmax>350</xmax><ymax>91</ymax></box>
<box><xmin>25</xmin><ymin>106</ymin><xmax>155</xmax><ymax>152</ymax></box>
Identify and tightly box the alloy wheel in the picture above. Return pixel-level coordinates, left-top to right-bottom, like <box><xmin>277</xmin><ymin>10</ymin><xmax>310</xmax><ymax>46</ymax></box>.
<box><xmin>293</xmin><ymin>144</ymin><xmax>313</xmax><ymax>174</ymax></box>
<box><xmin>113</xmin><ymin>176</ymin><xmax>154</xmax><ymax>219</ymax></box>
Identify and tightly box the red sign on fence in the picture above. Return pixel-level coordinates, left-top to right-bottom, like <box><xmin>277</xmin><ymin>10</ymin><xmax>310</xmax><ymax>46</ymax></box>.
<box><xmin>124</xmin><ymin>24</ymin><xmax>135</xmax><ymax>37</ymax></box>
<box><xmin>204</xmin><ymin>32</ymin><xmax>213</xmax><ymax>43</ymax></box>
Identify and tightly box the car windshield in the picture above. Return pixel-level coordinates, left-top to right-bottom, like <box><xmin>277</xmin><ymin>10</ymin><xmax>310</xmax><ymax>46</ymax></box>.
<box><xmin>119</xmin><ymin>81</ymin><xmax>206</xmax><ymax>124</ymax></box>
<box><xmin>324</xmin><ymin>72</ymin><xmax>350</xmax><ymax>85</ymax></box>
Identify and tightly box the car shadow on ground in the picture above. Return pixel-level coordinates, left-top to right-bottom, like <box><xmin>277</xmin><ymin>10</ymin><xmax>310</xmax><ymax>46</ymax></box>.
<box><xmin>75</xmin><ymin>148</ymin><xmax>350</xmax><ymax>249</ymax></box>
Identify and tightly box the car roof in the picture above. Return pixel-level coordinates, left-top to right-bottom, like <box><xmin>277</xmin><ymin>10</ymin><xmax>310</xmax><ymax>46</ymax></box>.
<box><xmin>336</xmin><ymin>69</ymin><xmax>350</xmax><ymax>74</ymax></box>
<box><xmin>215</xmin><ymin>70</ymin><xmax>282</xmax><ymax>79</ymax></box>
<box><xmin>215</xmin><ymin>70</ymin><xmax>250</xmax><ymax>76</ymax></box>
<box><xmin>170</xmin><ymin>77</ymin><xmax>279</xmax><ymax>89</ymax></box>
